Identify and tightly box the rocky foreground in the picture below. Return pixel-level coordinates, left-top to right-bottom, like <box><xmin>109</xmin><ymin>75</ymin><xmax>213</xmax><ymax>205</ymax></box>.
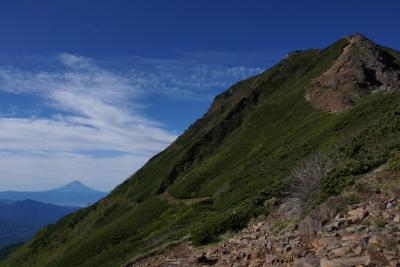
<box><xmin>132</xmin><ymin>170</ymin><xmax>400</xmax><ymax>267</ymax></box>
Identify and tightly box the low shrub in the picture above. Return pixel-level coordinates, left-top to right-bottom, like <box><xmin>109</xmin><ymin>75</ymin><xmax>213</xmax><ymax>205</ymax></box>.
<box><xmin>191</xmin><ymin>202</ymin><xmax>262</xmax><ymax>245</ymax></box>
<box><xmin>371</xmin><ymin>171</ymin><xmax>400</xmax><ymax>197</ymax></box>
<box><xmin>372</xmin><ymin>217</ymin><xmax>385</xmax><ymax>229</ymax></box>
<box><xmin>284</xmin><ymin>154</ymin><xmax>332</xmax><ymax>205</ymax></box>
<box><xmin>388</xmin><ymin>151</ymin><xmax>400</xmax><ymax>171</ymax></box>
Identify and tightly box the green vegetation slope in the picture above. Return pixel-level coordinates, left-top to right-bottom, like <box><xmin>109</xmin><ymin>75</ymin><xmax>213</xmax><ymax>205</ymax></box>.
<box><xmin>4</xmin><ymin>34</ymin><xmax>400</xmax><ymax>266</ymax></box>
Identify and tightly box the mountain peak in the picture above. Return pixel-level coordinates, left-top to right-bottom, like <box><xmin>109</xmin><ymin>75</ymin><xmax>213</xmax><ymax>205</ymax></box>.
<box><xmin>69</xmin><ymin>180</ymin><xmax>84</xmax><ymax>187</ymax></box>
<box><xmin>308</xmin><ymin>33</ymin><xmax>400</xmax><ymax>112</ymax></box>
<box><xmin>0</xmin><ymin>181</ymin><xmax>107</xmax><ymax>207</ymax></box>
<box><xmin>55</xmin><ymin>181</ymin><xmax>100</xmax><ymax>194</ymax></box>
<box><xmin>345</xmin><ymin>32</ymin><xmax>368</xmax><ymax>42</ymax></box>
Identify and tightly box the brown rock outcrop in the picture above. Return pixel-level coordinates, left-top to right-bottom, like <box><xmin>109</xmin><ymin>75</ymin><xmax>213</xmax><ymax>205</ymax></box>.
<box><xmin>308</xmin><ymin>33</ymin><xmax>400</xmax><ymax>112</ymax></box>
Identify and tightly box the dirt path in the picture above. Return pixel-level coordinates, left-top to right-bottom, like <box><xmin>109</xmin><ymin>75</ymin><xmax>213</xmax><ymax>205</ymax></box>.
<box><xmin>160</xmin><ymin>192</ymin><xmax>212</xmax><ymax>206</ymax></box>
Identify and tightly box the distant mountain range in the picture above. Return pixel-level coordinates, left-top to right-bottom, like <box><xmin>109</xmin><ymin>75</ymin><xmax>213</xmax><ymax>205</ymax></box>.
<box><xmin>0</xmin><ymin>199</ymin><xmax>78</xmax><ymax>248</ymax></box>
<box><xmin>0</xmin><ymin>181</ymin><xmax>107</xmax><ymax>207</ymax></box>
<box><xmin>0</xmin><ymin>199</ymin><xmax>15</xmax><ymax>205</ymax></box>
<box><xmin>0</xmin><ymin>181</ymin><xmax>107</xmax><ymax>251</ymax></box>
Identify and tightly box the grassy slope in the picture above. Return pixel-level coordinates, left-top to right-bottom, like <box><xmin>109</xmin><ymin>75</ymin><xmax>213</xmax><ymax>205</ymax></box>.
<box><xmin>5</xmin><ymin>38</ymin><xmax>400</xmax><ymax>267</ymax></box>
<box><xmin>0</xmin><ymin>243</ymin><xmax>22</xmax><ymax>263</ymax></box>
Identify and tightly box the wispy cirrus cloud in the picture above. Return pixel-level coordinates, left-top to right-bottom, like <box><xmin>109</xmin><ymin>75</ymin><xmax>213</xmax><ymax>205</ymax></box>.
<box><xmin>0</xmin><ymin>53</ymin><xmax>262</xmax><ymax>191</ymax></box>
<box><xmin>95</xmin><ymin>54</ymin><xmax>264</xmax><ymax>99</ymax></box>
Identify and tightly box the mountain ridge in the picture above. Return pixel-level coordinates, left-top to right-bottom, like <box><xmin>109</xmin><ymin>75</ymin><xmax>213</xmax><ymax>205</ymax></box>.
<box><xmin>4</xmin><ymin>34</ymin><xmax>400</xmax><ymax>266</ymax></box>
<box><xmin>53</xmin><ymin>181</ymin><xmax>105</xmax><ymax>194</ymax></box>
<box><xmin>0</xmin><ymin>181</ymin><xmax>107</xmax><ymax>207</ymax></box>
<box><xmin>0</xmin><ymin>199</ymin><xmax>78</xmax><ymax>249</ymax></box>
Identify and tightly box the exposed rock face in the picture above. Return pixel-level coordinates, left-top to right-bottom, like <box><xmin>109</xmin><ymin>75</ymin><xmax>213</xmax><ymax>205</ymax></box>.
<box><xmin>308</xmin><ymin>34</ymin><xmax>400</xmax><ymax>112</ymax></box>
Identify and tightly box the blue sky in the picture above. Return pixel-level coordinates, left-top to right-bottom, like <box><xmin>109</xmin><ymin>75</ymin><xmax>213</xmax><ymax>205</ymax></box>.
<box><xmin>0</xmin><ymin>0</ymin><xmax>399</xmax><ymax>191</ymax></box>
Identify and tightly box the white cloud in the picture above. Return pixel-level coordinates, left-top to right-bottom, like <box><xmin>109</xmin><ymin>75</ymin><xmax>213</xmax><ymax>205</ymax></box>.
<box><xmin>0</xmin><ymin>53</ymin><xmax>262</xmax><ymax>191</ymax></box>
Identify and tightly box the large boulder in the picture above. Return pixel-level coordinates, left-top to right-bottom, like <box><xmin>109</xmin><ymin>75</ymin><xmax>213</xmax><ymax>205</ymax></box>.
<box><xmin>298</xmin><ymin>216</ymin><xmax>322</xmax><ymax>243</ymax></box>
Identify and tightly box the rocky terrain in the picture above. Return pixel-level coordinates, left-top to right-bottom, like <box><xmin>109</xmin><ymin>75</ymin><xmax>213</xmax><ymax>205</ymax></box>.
<box><xmin>308</xmin><ymin>34</ymin><xmax>400</xmax><ymax>112</ymax></box>
<box><xmin>132</xmin><ymin>168</ymin><xmax>400</xmax><ymax>267</ymax></box>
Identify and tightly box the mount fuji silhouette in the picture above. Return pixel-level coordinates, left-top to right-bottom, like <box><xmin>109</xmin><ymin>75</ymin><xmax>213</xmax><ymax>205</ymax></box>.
<box><xmin>0</xmin><ymin>181</ymin><xmax>107</xmax><ymax>207</ymax></box>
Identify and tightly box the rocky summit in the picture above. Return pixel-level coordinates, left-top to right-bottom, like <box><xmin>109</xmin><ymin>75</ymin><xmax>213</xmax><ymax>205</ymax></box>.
<box><xmin>308</xmin><ymin>34</ymin><xmax>400</xmax><ymax>112</ymax></box>
<box><xmin>3</xmin><ymin>34</ymin><xmax>400</xmax><ymax>267</ymax></box>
